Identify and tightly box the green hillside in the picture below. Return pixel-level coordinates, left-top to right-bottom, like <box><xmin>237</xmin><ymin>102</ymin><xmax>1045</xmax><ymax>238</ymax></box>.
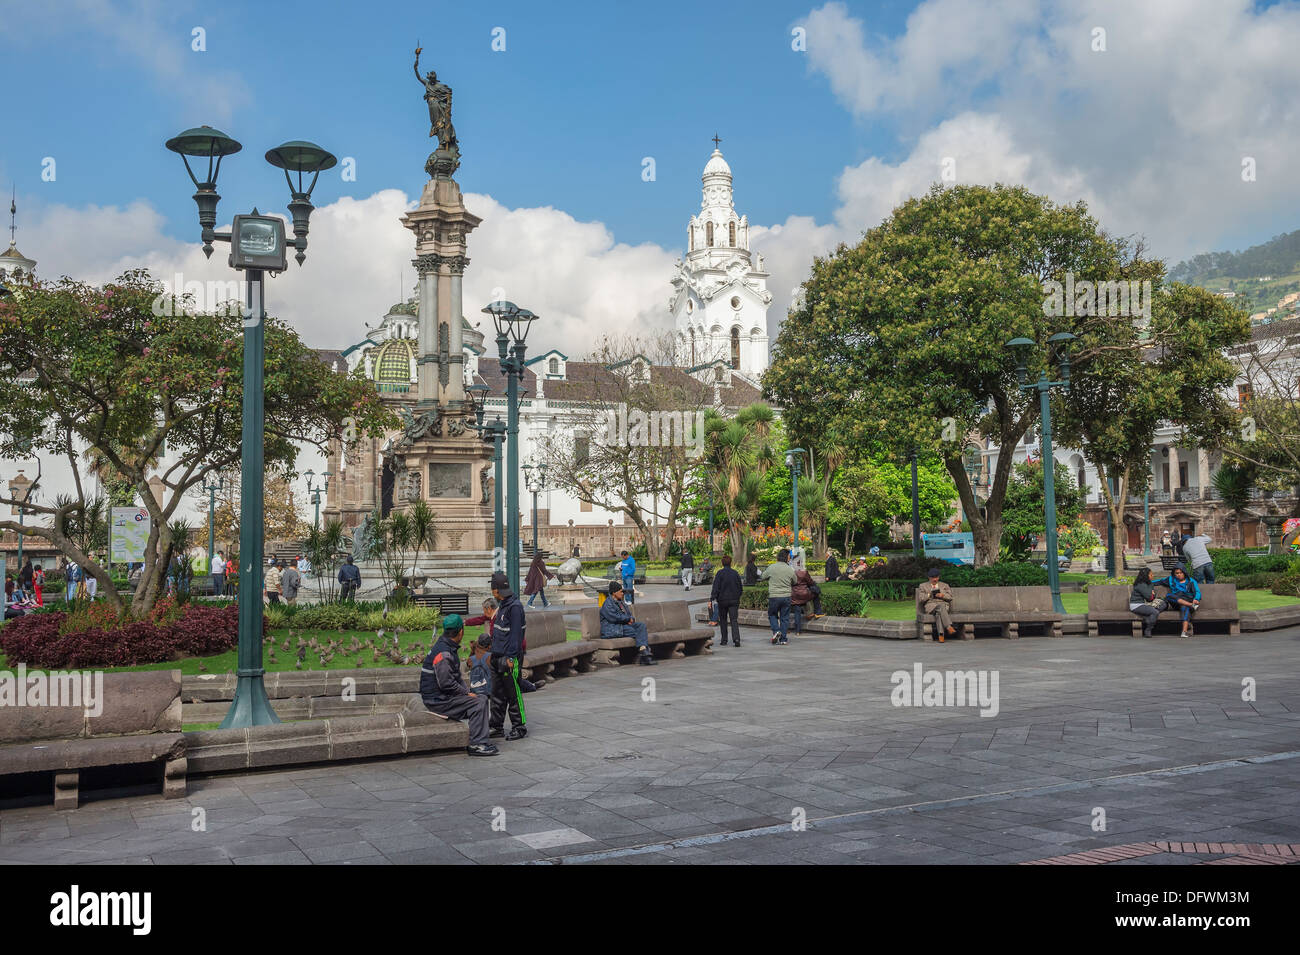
<box><xmin>1170</xmin><ymin>229</ymin><xmax>1300</xmax><ymax>313</ymax></box>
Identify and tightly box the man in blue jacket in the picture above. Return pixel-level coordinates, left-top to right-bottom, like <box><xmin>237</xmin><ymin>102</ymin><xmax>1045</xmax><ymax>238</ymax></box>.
<box><xmin>338</xmin><ymin>555</ymin><xmax>361</xmax><ymax>601</ymax></box>
<box><xmin>618</xmin><ymin>550</ymin><xmax>637</xmax><ymax>604</ymax></box>
<box><xmin>601</xmin><ymin>580</ymin><xmax>656</xmax><ymax>665</ymax></box>
<box><xmin>488</xmin><ymin>572</ymin><xmax>529</xmax><ymax>740</ymax></box>
<box><xmin>419</xmin><ymin>614</ymin><xmax>498</xmax><ymax>757</ymax></box>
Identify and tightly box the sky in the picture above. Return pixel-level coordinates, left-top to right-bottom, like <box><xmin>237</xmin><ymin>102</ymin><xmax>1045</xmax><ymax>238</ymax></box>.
<box><xmin>5</xmin><ymin>0</ymin><xmax>1300</xmax><ymax>358</ymax></box>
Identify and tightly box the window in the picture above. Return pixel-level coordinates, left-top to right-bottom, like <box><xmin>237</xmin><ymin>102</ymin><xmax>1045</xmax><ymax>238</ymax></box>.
<box><xmin>1237</xmin><ymin>382</ymin><xmax>1253</xmax><ymax>408</ymax></box>
<box><xmin>728</xmin><ymin>221</ymin><xmax>736</xmax><ymax>247</ymax></box>
<box><xmin>575</xmin><ymin>435</ymin><xmax>590</xmax><ymax>465</ymax></box>
<box><xmin>548</xmin><ymin>357</ymin><xmax>559</xmax><ymax>375</ymax></box>
<box><xmin>580</xmin><ymin>500</ymin><xmax>592</xmax><ymax>513</ymax></box>
<box><xmin>715</xmin><ymin>365</ymin><xmax>725</xmax><ymax>383</ymax></box>
<box><xmin>706</xmin><ymin>222</ymin><xmax>714</xmax><ymax>247</ymax></box>
<box><xmin>730</xmin><ymin>328</ymin><xmax>740</xmax><ymax>369</ymax></box>
<box><xmin>689</xmin><ymin>327</ymin><xmax>696</xmax><ymax>365</ymax></box>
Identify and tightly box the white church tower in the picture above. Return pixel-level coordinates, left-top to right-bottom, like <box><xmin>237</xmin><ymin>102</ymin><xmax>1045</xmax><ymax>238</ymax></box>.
<box><xmin>671</xmin><ymin>141</ymin><xmax>771</xmax><ymax>381</ymax></box>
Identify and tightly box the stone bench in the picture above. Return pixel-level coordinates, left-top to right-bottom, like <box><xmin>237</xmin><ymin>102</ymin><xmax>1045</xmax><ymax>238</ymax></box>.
<box><xmin>0</xmin><ymin>670</ymin><xmax>186</xmax><ymax>809</ymax></box>
<box><xmin>522</xmin><ymin>610</ymin><xmax>599</xmax><ymax>681</ymax></box>
<box><xmin>184</xmin><ymin>696</ymin><xmax>467</xmax><ymax>773</ymax></box>
<box><xmin>1087</xmin><ymin>583</ymin><xmax>1241</xmax><ymax>637</ymax></box>
<box><xmin>916</xmin><ymin>586</ymin><xmax>1063</xmax><ymax>641</ymax></box>
<box><xmin>581</xmin><ymin>600</ymin><xmax>712</xmax><ymax>664</ymax></box>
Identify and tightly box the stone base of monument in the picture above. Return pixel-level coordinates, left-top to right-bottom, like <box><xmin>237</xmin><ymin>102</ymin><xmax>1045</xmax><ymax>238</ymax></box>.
<box><xmin>557</xmin><ymin>583</ymin><xmax>594</xmax><ymax>605</ymax></box>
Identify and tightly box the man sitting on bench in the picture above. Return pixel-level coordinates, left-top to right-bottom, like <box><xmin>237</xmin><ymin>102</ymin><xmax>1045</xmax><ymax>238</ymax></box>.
<box><xmin>916</xmin><ymin>567</ymin><xmax>956</xmax><ymax>643</ymax></box>
<box><xmin>601</xmin><ymin>581</ymin><xmax>656</xmax><ymax>665</ymax></box>
<box><xmin>419</xmin><ymin>614</ymin><xmax>499</xmax><ymax>757</ymax></box>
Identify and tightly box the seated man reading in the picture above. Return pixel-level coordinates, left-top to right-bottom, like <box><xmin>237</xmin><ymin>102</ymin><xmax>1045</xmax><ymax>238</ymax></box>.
<box><xmin>916</xmin><ymin>567</ymin><xmax>956</xmax><ymax>643</ymax></box>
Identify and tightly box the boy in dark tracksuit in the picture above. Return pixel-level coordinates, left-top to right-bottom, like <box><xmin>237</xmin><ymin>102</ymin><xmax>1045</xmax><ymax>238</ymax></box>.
<box><xmin>419</xmin><ymin>614</ymin><xmax>498</xmax><ymax>757</ymax></box>
<box><xmin>488</xmin><ymin>573</ymin><xmax>528</xmax><ymax>740</ymax></box>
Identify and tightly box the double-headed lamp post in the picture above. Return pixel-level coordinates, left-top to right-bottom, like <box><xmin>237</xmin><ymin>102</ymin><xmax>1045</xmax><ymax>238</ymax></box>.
<box><xmin>166</xmin><ymin>126</ymin><xmax>336</xmax><ymax>729</ymax></box>
<box><xmin>203</xmin><ymin>473</ymin><xmax>224</xmax><ymax>571</ymax></box>
<box><xmin>523</xmin><ymin>463</ymin><xmax>548</xmax><ymax>555</ymax></box>
<box><xmin>304</xmin><ymin>469</ymin><xmax>331</xmax><ymax>529</ymax></box>
<box><xmin>1007</xmin><ymin>332</ymin><xmax>1076</xmax><ymax>615</ymax></box>
<box><xmin>481</xmin><ymin>301</ymin><xmax>539</xmax><ymax>594</ymax></box>
<box><xmin>785</xmin><ymin>448</ymin><xmax>806</xmax><ymax>561</ymax></box>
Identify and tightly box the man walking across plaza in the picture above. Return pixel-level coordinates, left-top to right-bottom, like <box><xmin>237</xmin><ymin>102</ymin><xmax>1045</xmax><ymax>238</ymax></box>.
<box><xmin>211</xmin><ymin>550</ymin><xmax>226</xmax><ymax>599</ymax></box>
<box><xmin>281</xmin><ymin>559</ymin><xmax>302</xmax><ymax>605</ymax></box>
<box><xmin>488</xmin><ymin>572</ymin><xmax>529</xmax><ymax>740</ymax></box>
<box><xmin>709</xmin><ymin>553</ymin><xmax>743</xmax><ymax>647</ymax></box>
<box><xmin>916</xmin><ymin>567</ymin><xmax>956</xmax><ymax>642</ymax></box>
<box><xmin>1180</xmin><ymin>531</ymin><xmax>1215</xmax><ymax>583</ymax></box>
<box><xmin>419</xmin><ymin>613</ymin><xmax>499</xmax><ymax>757</ymax></box>
<box><xmin>618</xmin><ymin>550</ymin><xmax>637</xmax><ymax>604</ymax></box>
<box><xmin>338</xmin><ymin>554</ymin><xmax>361</xmax><ymax>601</ymax></box>
<box><xmin>760</xmin><ymin>548</ymin><xmax>797</xmax><ymax>645</ymax></box>
<box><xmin>679</xmin><ymin>545</ymin><xmax>695</xmax><ymax>591</ymax></box>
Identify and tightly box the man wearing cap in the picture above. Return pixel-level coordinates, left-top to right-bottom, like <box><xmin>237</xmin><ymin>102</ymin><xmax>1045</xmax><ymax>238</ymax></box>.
<box><xmin>916</xmin><ymin>568</ymin><xmax>956</xmax><ymax>643</ymax></box>
<box><xmin>419</xmin><ymin>613</ymin><xmax>499</xmax><ymax>757</ymax></box>
<box><xmin>600</xmin><ymin>580</ymin><xmax>656</xmax><ymax>665</ymax></box>
<box><xmin>488</xmin><ymin>572</ymin><xmax>529</xmax><ymax>740</ymax></box>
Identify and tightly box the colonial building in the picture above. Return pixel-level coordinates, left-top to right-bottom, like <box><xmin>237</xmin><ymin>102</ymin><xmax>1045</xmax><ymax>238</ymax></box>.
<box><xmin>321</xmin><ymin>145</ymin><xmax>769</xmax><ymax>556</ymax></box>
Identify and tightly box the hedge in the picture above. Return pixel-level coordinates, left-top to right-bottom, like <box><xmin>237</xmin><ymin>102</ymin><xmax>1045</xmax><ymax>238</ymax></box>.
<box><xmin>740</xmin><ymin>582</ymin><xmax>867</xmax><ymax>616</ymax></box>
<box><xmin>1209</xmin><ymin>549</ymin><xmax>1295</xmax><ymax>575</ymax></box>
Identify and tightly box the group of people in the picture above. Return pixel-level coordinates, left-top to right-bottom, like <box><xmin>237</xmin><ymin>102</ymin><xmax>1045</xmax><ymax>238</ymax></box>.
<box><xmin>706</xmin><ymin>549</ymin><xmax>825</xmax><ymax>646</ymax></box>
<box><xmin>418</xmin><ymin>572</ymin><xmax>532</xmax><ymax>757</ymax></box>
<box><xmin>4</xmin><ymin>557</ymin><xmax>45</xmax><ymax>619</ymax></box>
<box><xmin>263</xmin><ymin>557</ymin><xmax>305</xmax><ymax>605</ymax></box>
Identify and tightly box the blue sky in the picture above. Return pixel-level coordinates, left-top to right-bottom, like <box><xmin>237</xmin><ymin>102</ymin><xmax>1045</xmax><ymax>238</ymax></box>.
<box><xmin>6</xmin><ymin>0</ymin><xmax>1300</xmax><ymax>353</ymax></box>
<box><xmin>5</xmin><ymin>0</ymin><xmax>912</xmax><ymax>252</ymax></box>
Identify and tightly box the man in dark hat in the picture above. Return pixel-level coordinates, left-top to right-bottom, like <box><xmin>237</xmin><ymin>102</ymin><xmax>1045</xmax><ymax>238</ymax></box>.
<box><xmin>600</xmin><ymin>580</ymin><xmax>656</xmax><ymax>665</ymax></box>
<box><xmin>419</xmin><ymin>613</ymin><xmax>499</xmax><ymax>757</ymax></box>
<box><xmin>915</xmin><ymin>567</ymin><xmax>956</xmax><ymax>643</ymax></box>
<box><xmin>488</xmin><ymin>572</ymin><xmax>528</xmax><ymax>740</ymax></box>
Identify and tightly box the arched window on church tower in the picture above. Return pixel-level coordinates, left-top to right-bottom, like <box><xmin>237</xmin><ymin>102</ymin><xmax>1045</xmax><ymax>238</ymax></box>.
<box><xmin>706</xmin><ymin>222</ymin><xmax>714</xmax><ymax>247</ymax></box>
<box><xmin>689</xmin><ymin>327</ymin><xmax>696</xmax><ymax>365</ymax></box>
<box><xmin>728</xmin><ymin>221</ymin><xmax>736</xmax><ymax>247</ymax></box>
<box><xmin>730</xmin><ymin>327</ymin><xmax>741</xmax><ymax>369</ymax></box>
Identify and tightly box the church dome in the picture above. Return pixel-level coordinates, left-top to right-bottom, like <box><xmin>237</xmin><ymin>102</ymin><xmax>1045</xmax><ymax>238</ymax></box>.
<box><xmin>372</xmin><ymin>338</ymin><xmax>416</xmax><ymax>392</ymax></box>
<box><xmin>702</xmin><ymin>148</ymin><xmax>731</xmax><ymax>179</ymax></box>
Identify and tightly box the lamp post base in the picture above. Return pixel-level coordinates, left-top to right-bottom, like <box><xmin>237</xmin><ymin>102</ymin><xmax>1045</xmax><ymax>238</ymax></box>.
<box><xmin>218</xmin><ymin>670</ymin><xmax>281</xmax><ymax>728</ymax></box>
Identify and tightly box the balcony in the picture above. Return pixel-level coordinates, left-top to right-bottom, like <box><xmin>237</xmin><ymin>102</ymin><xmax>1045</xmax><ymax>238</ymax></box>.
<box><xmin>1148</xmin><ymin>490</ymin><xmax>1170</xmax><ymax>503</ymax></box>
<box><xmin>1174</xmin><ymin>487</ymin><xmax>1200</xmax><ymax>502</ymax></box>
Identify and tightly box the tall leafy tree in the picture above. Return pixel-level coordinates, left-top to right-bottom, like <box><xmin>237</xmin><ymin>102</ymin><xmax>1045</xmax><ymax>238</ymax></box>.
<box><xmin>0</xmin><ymin>270</ymin><xmax>394</xmax><ymax>614</ymax></box>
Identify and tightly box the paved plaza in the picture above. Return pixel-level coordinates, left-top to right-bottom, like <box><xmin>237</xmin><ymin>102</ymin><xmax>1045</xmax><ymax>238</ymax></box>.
<box><xmin>1</xmin><ymin>592</ymin><xmax>1298</xmax><ymax>865</ymax></box>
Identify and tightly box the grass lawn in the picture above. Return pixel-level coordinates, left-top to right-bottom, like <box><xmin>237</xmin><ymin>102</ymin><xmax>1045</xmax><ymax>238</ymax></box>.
<box><xmin>0</xmin><ymin>624</ymin><xmax>583</xmax><ymax>675</ymax></box>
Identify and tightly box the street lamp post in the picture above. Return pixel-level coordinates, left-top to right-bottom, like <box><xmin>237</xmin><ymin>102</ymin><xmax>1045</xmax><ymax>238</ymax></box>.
<box><xmin>523</xmin><ymin>463</ymin><xmax>547</xmax><ymax>555</ymax></box>
<box><xmin>910</xmin><ymin>447</ymin><xmax>922</xmax><ymax>557</ymax></box>
<box><xmin>707</xmin><ymin>481</ymin><xmax>715</xmax><ymax>554</ymax></box>
<box><xmin>166</xmin><ymin>126</ymin><xmax>336</xmax><ymax>729</ymax></box>
<box><xmin>203</xmin><ymin>473</ymin><xmax>224</xmax><ymax>571</ymax></box>
<box><xmin>304</xmin><ymin>469</ymin><xmax>331</xmax><ymax>530</ymax></box>
<box><xmin>786</xmin><ymin>448</ymin><xmax>806</xmax><ymax>560</ymax></box>
<box><xmin>1007</xmin><ymin>332</ymin><xmax>1077</xmax><ymax>615</ymax></box>
<box><xmin>468</xmin><ymin>383</ymin><xmax>506</xmax><ymax>565</ymax></box>
<box><xmin>482</xmin><ymin>302</ymin><xmax>538</xmax><ymax>594</ymax></box>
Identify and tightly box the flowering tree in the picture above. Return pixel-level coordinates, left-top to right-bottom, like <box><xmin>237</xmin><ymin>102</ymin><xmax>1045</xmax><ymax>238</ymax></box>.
<box><xmin>0</xmin><ymin>270</ymin><xmax>395</xmax><ymax>616</ymax></box>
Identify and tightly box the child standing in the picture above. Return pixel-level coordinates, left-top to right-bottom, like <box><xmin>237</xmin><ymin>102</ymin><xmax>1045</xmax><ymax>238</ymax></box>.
<box><xmin>32</xmin><ymin>564</ymin><xmax>44</xmax><ymax>607</ymax></box>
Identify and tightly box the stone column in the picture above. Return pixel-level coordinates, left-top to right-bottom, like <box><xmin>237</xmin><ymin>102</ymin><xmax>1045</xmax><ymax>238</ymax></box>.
<box><xmin>362</xmin><ymin>438</ymin><xmax>377</xmax><ymax>508</ymax></box>
<box><xmin>1197</xmin><ymin>447</ymin><xmax>1211</xmax><ymax>498</ymax></box>
<box><xmin>1166</xmin><ymin>444</ymin><xmax>1180</xmax><ymax>490</ymax></box>
<box><xmin>447</xmin><ymin>256</ymin><xmax>466</xmax><ymax>404</ymax></box>
<box><xmin>414</xmin><ymin>254</ymin><xmax>441</xmax><ymax>408</ymax></box>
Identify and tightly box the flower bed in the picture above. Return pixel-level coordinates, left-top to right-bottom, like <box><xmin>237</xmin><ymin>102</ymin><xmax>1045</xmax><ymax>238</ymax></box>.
<box><xmin>0</xmin><ymin>601</ymin><xmax>242</xmax><ymax>669</ymax></box>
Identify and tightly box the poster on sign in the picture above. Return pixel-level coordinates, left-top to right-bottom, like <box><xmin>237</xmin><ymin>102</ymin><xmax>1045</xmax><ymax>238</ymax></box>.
<box><xmin>110</xmin><ymin>507</ymin><xmax>152</xmax><ymax>563</ymax></box>
<box><xmin>922</xmin><ymin>532</ymin><xmax>975</xmax><ymax>565</ymax></box>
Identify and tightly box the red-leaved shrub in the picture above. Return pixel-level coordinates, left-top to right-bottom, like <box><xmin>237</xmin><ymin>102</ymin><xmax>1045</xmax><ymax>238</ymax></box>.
<box><xmin>0</xmin><ymin>603</ymin><xmax>244</xmax><ymax>669</ymax></box>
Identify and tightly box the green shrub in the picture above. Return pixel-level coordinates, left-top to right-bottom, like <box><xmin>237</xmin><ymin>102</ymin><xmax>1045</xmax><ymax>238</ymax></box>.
<box><xmin>740</xmin><ymin>582</ymin><xmax>870</xmax><ymax>616</ymax></box>
<box><xmin>1220</xmin><ymin>572</ymin><xmax>1281</xmax><ymax>591</ymax></box>
<box><xmin>291</xmin><ymin>603</ymin><xmax>364</xmax><ymax>630</ymax></box>
<box><xmin>264</xmin><ymin>604</ymin><xmax>292</xmax><ymax>629</ymax></box>
<box><xmin>943</xmin><ymin>562</ymin><xmax>1048</xmax><ymax>587</ymax></box>
<box><xmin>360</xmin><ymin>606</ymin><xmax>440</xmax><ymax>632</ymax></box>
<box><xmin>840</xmin><ymin>579</ymin><xmax>923</xmax><ymax>601</ymax></box>
<box><xmin>1270</xmin><ymin>572</ymin><xmax>1300</xmax><ymax>597</ymax></box>
<box><xmin>1209</xmin><ymin>548</ymin><xmax>1292</xmax><ymax>575</ymax></box>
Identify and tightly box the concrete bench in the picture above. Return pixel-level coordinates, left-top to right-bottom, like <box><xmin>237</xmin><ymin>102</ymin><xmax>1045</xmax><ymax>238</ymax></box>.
<box><xmin>521</xmin><ymin>610</ymin><xmax>599</xmax><ymax>681</ymax></box>
<box><xmin>184</xmin><ymin>697</ymin><xmax>467</xmax><ymax>774</ymax></box>
<box><xmin>580</xmin><ymin>600</ymin><xmax>713</xmax><ymax>664</ymax></box>
<box><xmin>916</xmin><ymin>586</ymin><xmax>1063</xmax><ymax>641</ymax></box>
<box><xmin>1087</xmin><ymin>583</ymin><xmax>1240</xmax><ymax>637</ymax></box>
<box><xmin>0</xmin><ymin>670</ymin><xmax>186</xmax><ymax>809</ymax></box>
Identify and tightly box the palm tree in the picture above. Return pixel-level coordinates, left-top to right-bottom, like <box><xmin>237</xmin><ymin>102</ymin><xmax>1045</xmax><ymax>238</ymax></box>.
<box><xmin>406</xmin><ymin>500</ymin><xmax>437</xmax><ymax>586</ymax></box>
<box><xmin>705</xmin><ymin>403</ymin><xmax>775</xmax><ymax>565</ymax></box>
<box><xmin>1213</xmin><ymin>463</ymin><xmax>1254</xmax><ymax>547</ymax></box>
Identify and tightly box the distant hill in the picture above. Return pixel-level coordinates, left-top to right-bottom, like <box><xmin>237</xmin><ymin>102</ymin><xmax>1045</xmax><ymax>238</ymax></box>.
<box><xmin>1170</xmin><ymin>229</ymin><xmax>1300</xmax><ymax>314</ymax></box>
